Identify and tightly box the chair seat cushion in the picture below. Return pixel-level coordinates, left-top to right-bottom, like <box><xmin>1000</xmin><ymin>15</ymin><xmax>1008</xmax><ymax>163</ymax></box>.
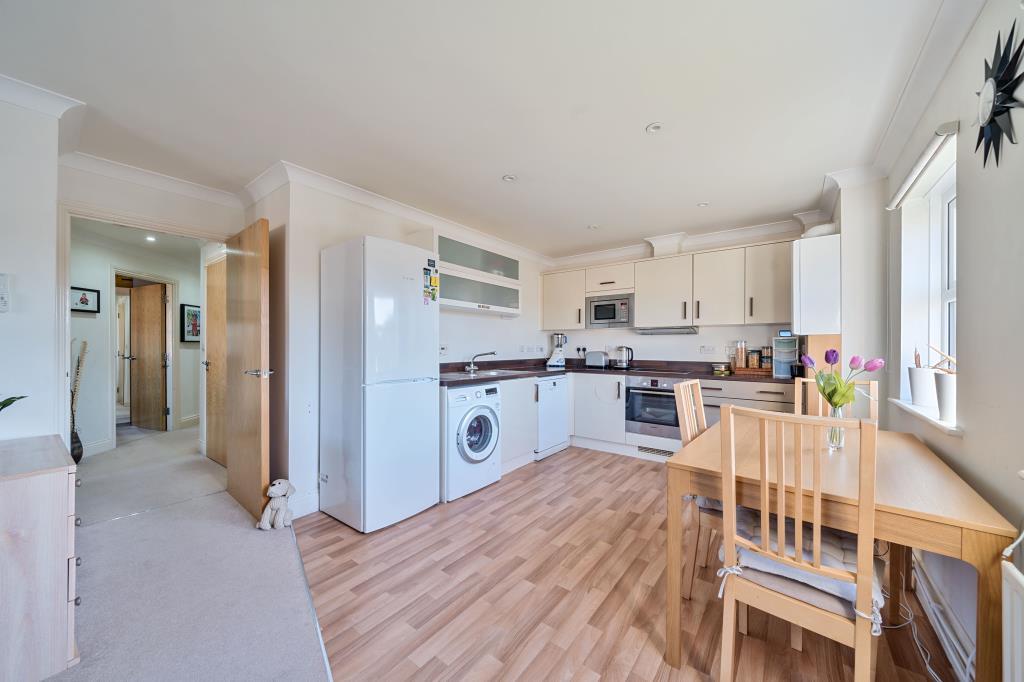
<box><xmin>730</xmin><ymin>506</ymin><xmax>885</xmax><ymax>611</ymax></box>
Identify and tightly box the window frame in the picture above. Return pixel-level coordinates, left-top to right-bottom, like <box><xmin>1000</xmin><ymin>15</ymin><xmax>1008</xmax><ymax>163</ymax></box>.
<box><xmin>928</xmin><ymin>165</ymin><xmax>956</xmax><ymax>359</ymax></box>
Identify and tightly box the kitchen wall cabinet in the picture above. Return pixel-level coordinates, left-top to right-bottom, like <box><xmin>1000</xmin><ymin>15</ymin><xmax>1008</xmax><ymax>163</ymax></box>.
<box><xmin>792</xmin><ymin>234</ymin><xmax>841</xmax><ymax>334</ymax></box>
<box><xmin>439</xmin><ymin>270</ymin><xmax>520</xmax><ymax>316</ymax></box>
<box><xmin>585</xmin><ymin>262</ymin><xmax>634</xmax><ymax>293</ymax></box>
<box><xmin>498</xmin><ymin>377</ymin><xmax>540</xmax><ymax>472</ymax></box>
<box><xmin>634</xmin><ymin>254</ymin><xmax>693</xmax><ymax>328</ymax></box>
<box><xmin>572</xmin><ymin>373</ymin><xmax>625</xmax><ymax>443</ymax></box>
<box><xmin>692</xmin><ymin>248</ymin><xmax>745</xmax><ymax>325</ymax></box>
<box><xmin>542</xmin><ymin>269</ymin><xmax>586</xmax><ymax>330</ymax></box>
<box><xmin>744</xmin><ymin>242</ymin><xmax>792</xmax><ymax>324</ymax></box>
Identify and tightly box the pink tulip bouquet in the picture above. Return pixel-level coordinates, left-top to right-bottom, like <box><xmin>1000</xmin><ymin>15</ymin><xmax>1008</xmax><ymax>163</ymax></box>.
<box><xmin>801</xmin><ymin>350</ymin><xmax>884</xmax><ymax>410</ymax></box>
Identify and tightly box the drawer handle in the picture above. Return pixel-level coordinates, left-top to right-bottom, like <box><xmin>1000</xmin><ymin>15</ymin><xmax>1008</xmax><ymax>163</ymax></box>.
<box><xmin>76</xmin><ymin>556</ymin><xmax>82</xmax><ymax>567</ymax></box>
<box><xmin>756</xmin><ymin>390</ymin><xmax>786</xmax><ymax>395</ymax></box>
<box><xmin>74</xmin><ymin>596</ymin><xmax>81</xmax><ymax>606</ymax></box>
<box><xmin>76</xmin><ymin>478</ymin><xmax>82</xmax><ymax>488</ymax></box>
<box><xmin>75</xmin><ymin>516</ymin><xmax>82</xmax><ymax>527</ymax></box>
<box><xmin>703</xmin><ymin>386</ymin><xmax>723</xmax><ymax>391</ymax></box>
<box><xmin>599</xmin><ymin>281</ymin><xmax>616</xmax><ymax>285</ymax></box>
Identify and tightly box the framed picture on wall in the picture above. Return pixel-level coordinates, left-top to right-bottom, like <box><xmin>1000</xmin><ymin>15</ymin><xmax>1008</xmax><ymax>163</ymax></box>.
<box><xmin>180</xmin><ymin>303</ymin><xmax>201</xmax><ymax>342</ymax></box>
<box><xmin>70</xmin><ymin>286</ymin><xmax>101</xmax><ymax>313</ymax></box>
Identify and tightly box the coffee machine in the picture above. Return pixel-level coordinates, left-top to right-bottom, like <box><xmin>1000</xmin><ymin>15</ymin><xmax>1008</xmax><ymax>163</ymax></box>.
<box><xmin>547</xmin><ymin>333</ymin><xmax>568</xmax><ymax>368</ymax></box>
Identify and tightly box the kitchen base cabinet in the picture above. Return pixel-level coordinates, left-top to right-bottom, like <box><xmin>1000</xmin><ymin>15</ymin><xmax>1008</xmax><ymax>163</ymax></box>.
<box><xmin>498</xmin><ymin>377</ymin><xmax>540</xmax><ymax>473</ymax></box>
<box><xmin>0</xmin><ymin>435</ymin><xmax>79</xmax><ymax>681</ymax></box>
<box><xmin>572</xmin><ymin>373</ymin><xmax>625</xmax><ymax>444</ymax></box>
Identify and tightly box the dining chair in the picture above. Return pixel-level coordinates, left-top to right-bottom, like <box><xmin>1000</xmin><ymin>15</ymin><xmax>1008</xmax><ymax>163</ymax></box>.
<box><xmin>717</xmin><ymin>404</ymin><xmax>880</xmax><ymax>682</ymax></box>
<box><xmin>795</xmin><ymin>378</ymin><xmax>879</xmax><ymax>419</ymax></box>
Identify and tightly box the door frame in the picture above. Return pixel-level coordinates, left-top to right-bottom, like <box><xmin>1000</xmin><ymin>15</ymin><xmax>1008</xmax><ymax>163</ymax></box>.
<box><xmin>110</xmin><ymin>267</ymin><xmax>177</xmax><ymax>446</ymax></box>
<box><xmin>57</xmin><ymin>202</ymin><xmax>225</xmax><ymax>452</ymax></box>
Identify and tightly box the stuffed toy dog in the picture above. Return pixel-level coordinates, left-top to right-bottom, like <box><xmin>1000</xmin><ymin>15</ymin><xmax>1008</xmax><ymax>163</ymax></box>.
<box><xmin>257</xmin><ymin>478</ymin><xmax>295</xmax><ymax>530</ymax></box>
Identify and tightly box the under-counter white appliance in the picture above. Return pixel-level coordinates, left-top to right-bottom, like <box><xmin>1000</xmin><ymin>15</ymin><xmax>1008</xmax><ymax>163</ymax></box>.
<box><xmin>319</xmin><ymin>236</ymin><xmax>441</xmax><ymax>533</ymax></box>
<box><xmin>442</xmin><ymin>384</ymin><xmax>501</xmax><ymax>501</ymax></box>
<box><xmin>535</xmin><ymin>376</ymin><xmax>570</xmax><ymax>460</ymax></box>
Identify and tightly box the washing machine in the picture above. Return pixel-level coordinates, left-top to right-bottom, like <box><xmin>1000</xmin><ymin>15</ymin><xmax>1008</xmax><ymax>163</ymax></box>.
<box><xmin>442</xmin><ymin>383</ymin><xmax>501</xmax><ymax>502</ymax></box>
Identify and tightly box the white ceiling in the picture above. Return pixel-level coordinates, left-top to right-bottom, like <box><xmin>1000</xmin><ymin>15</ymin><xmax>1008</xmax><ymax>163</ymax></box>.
<box><xmin>71</xmin><ymin>217</ymin><xmax>204</xmax><ymax>262</ymax></box>
<box><xmin>1</xmin><ymin>1</ymin><xmax>958</xmax><ymax>256</ymax></box>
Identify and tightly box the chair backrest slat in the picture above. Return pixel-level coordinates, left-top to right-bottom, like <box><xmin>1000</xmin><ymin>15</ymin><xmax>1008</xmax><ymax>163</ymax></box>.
<box><xmin>674</xmin><ymin>380</ymin><xmax>708</xmax><ymax>444</ymax></box>
<box><xmin>775</xmin><ymin>422</ymin><xmax>786</xmax><ymax>559</ymax></box>
<box><xmin>720</xmin><ymin>405</ymin><xmax>878</xmax><ymax>596</ymax></box>
<box><xmin>795</xmin><ymin>377</ymin><xmax>879</xmax><ymax>419</ymax></box>
<box><xmin>792</xmin><ymin>423</ymin><xmax>803</xmax><ymax>564</ymax></box>
<box><xmin>759</xmin><ymin>418</ymin><xmax>770</xmax><ymax>553</ymax></box>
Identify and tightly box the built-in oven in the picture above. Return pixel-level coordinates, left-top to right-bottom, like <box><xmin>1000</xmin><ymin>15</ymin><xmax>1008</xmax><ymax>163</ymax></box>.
<box><xmin>625</xmin><ymin>375</ymin><xmax>683</xmax><ymax>440</ymax></box>
<box><xmin>586</xmin><ymin>293</ymin><xmax>633</xmax><ymax>328</ymax></box>
<box><xmin>625</xmin><ymin>375</ymin><xmax>796</xmax><ymax>444</ymax></box>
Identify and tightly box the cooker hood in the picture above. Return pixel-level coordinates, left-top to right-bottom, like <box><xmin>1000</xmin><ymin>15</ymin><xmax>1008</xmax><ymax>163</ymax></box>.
<box><xmin>633</xmin><ymin>326</ymin><xmax>698</xmax><ymax>335</ymax></box>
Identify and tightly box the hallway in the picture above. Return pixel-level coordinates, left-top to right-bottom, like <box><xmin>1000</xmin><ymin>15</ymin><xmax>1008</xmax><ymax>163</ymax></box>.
<box><xmin>57</xmin><ymin>428</ymin><xmax>330</xmax><ymax>681</ymax></box>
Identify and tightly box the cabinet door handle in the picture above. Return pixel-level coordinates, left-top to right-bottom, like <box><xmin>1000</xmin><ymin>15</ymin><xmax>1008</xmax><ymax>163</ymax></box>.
<box><xmin>535</xmin><ymin>384</ymin><xmax>539</xmax><ymax>402</ymax></box>
<box><xmin>577</xmin><ymin>308</ymin><xmax>581</xmax><ymax>324</ymax></box>
<box><xmin>616</xmin><ymin>381</ymin><xmax>622</xmax><ymax>399</ymax></box>
<box><xmin>682</xmin><ymin>301</ymin><xmax>687</xmax><ymax>320</ymax></box>
<box><xmin>749</xmin><ymin>297</ymin><xmax>754</xmax><ymax>317</ymax></box>
<box><xmin>599</xmin><ymin>281</ymin><xmax>615</xmax><ymax>286</ymax></box>
<box><xmin>695</xmin><ymin>300</ymin><xmax>700</xmax><ymax>319</ymax></box>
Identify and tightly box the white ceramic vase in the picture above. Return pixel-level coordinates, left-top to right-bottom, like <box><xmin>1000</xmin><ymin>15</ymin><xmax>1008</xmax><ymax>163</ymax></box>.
<box><xmin>908</xmin><ymin>367</ymin><xmax>938</xmax><ymax>407</ymax></box>
<box><xmin>934</xmin><ymin>372</ymin><xmax>956</xmax><ymax>423</ymax></box>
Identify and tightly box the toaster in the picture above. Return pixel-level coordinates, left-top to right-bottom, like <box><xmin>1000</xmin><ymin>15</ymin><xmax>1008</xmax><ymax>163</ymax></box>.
<box><xmin>584</xmin><ymin>350</ymin><xmax>609</xmax><ymax>368</ymax></box>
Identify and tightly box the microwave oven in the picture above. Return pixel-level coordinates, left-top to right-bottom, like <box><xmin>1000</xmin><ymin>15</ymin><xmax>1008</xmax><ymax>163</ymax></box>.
<box><xmin>586</xmin><ymin>293</ymin><xmax>633</xmax><ymax>328</ymax></box>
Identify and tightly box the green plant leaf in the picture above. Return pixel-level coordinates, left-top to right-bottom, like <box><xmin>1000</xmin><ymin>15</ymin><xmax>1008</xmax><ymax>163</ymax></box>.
<box><xmin>0</xmin><ymin>396</ymin><xmax>27</xmax><ymax>413</ymax></box>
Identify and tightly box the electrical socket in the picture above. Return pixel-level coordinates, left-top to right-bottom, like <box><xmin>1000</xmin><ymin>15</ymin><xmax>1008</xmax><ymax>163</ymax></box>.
<box><xmin>439</xmin><ymin>344</ymin><xmax>448</xmax><ymax>356</ymax></box>
<box><xmin>699</xmin><ymin>345</ymin><xmax>716</xmax><ymax>355</ymax></box>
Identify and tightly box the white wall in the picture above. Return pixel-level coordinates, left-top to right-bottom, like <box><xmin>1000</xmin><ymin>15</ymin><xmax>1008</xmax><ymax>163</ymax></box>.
<box><xmin>566</xmin><ymin>325</ymin><xmax>778</xmax><ymax>365</ymax></box>
<box><xmin>886</xmin><ymin>0</ymin><xmax>1024</xmax><ymax>648</ymax></box>
<box><xmin>69</xmin><ymin>225</ymin><xmax>202</xmax><ymax>455</ymax></box>
<box><xmin>0</xmin><ymin>101</ymin><xmax>61</xmax><ymax>440</ymax></box>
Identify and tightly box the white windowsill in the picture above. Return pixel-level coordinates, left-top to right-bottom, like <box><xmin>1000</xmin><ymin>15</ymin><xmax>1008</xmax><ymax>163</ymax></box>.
<box><xmin>888</xmin><ymin>398</ymin><xmax>963</xmax><ymax>437</ymax></box>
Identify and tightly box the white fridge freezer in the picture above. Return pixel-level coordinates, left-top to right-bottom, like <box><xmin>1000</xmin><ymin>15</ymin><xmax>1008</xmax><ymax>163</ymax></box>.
<box><xmin>535</xmin><ymin>375</ymin><xmax>570</xmax><ymax>460</ymax></box>
<box><xmin>320</xmin><ymin>235</ymin><xmax>441</xmax><ymax>533</ymax></box>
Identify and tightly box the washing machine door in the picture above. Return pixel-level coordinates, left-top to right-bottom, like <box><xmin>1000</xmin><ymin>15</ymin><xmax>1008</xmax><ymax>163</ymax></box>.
<box><xmin>456</xmin><ymin>405</ymin><xmax>500</xmax><ymax>463</ymax></box>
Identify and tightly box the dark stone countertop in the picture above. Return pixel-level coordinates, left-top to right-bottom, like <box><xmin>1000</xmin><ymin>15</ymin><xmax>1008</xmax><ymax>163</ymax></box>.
<box><xmin>438</xmin><ymin>358</ymin><xmax>797</xmax><ymax>387</ymax></box>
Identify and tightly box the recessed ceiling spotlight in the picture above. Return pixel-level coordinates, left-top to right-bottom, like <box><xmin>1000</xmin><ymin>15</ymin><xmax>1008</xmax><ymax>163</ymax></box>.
<box><xmin>145</xmin><ymin>235</ymin><xmax>157</xmax><ymax>242</ymax></box>
<box><xmin>586</xmin><ymin>224</ymin><xmax>599</xmax><ymax>231</ymax></box>
<box><xmin>501</xmin><ymin>174</ymin><xmax>518</xmax><ymax>183</ymax></box>
<box><xmin>696</xmin><ymin>202</ymin><xmax>710</xmax><ymax>208</ymax></box>
<box><xmin>645</xmin><ymin>122</ymin><xmax>663</xmax><ymax>135</ymax></box>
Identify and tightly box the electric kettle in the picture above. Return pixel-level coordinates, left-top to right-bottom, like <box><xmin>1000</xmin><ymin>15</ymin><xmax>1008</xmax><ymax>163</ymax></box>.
<box><xmin>614</xmin><ymin>345</ymin><xmax>634</xmax><ymax>369</ymax></box>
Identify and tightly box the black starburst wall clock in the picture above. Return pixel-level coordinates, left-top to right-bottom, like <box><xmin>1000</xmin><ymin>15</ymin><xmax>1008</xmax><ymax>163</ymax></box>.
<box><xmin>976</xmin><ymin>20</ymin><xmax>1024</xmax><ymax>167</ymax></box>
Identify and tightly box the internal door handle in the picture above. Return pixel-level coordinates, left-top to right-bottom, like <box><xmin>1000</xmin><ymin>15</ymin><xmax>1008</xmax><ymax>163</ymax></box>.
<box><xmin>243</xmin><ymin>369</ymin><xmax>275</xmax><ymax>378</ymax></box>
<box><xmin>201</xmin><ymin>361</ymin><xmax>211</xmax><ymax>371</ymax></box>
<box><xmin>126</xmin><ymin>355</ymin><xmax>137</xmax><ymax>361</ymax></box>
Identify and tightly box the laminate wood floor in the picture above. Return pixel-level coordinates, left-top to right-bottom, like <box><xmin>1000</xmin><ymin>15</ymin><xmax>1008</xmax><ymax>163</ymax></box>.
<box><xmin>295</xmin><ymin>447</ymin><xmax>954</xmax><ymax>681</ymax></box>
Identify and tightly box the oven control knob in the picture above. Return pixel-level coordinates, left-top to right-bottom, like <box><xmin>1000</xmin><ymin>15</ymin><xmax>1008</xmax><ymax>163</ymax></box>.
<box><xmin>475</xmin><ymin>391</ymin><xmax>482</xmax><ymax>398</ymax></box>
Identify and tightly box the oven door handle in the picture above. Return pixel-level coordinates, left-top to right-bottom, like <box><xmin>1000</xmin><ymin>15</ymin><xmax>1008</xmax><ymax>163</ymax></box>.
<box><xmin>626</xmin><ymin>389</ymin><xmax>675</xmax><ymax>396</ymax></box>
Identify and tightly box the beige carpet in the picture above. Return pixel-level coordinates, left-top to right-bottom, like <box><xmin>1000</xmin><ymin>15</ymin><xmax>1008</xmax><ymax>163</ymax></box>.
<box><xmin>77</xmin><ymin>427</ymin><xmax>226</xmax><ymax>526</ymax></box>
<box><xmin>56</xmin><ymin>429</ymin><xmax>330</xmax><ymax>681</ymax></box>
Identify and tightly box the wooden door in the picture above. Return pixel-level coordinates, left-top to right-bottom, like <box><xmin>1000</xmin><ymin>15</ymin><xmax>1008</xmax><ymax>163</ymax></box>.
<box><xmin>129</xmin><ymin>283</ymin><xmax>167</xmax><ymax>431</ymax></box>
<box><xmin>744</xmin><ymin>241</ymin><xmax>792</xmax><ymax>324</ymax></box>
<box><xmin>205</xmin><ymin>258</ymin><xmax>227</xmax><ymax>466</ymax></box>
<box><xmin>541</xmin><ymin>270</ymin><xmax>586</xmax><ymax>330</ymax></box>
<box><xmin>634</xmin><ymin>254</ymin><xmax>693</xmax><ymax>328</ymax></box>
<box><xmin>226</xmin><ymin>219</ymin><xmax>270</xmax><ymax>519</ymax></box>
<box><xmin>692</xmin><ymin>248</ymin><xmax>745</xmax><ymax>326</ymax></box>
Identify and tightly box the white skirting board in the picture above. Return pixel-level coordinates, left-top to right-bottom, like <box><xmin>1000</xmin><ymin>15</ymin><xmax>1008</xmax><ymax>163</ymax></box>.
<box><xmin>570</xmin><ymin>436</ymin><xmax>670</xmax><ymax>463</ymax></box>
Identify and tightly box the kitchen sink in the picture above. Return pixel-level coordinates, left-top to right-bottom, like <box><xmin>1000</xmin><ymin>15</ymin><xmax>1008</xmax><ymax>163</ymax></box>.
<box><xmin>440</xmin><ymin>368</ymin><xmax>539</xmax><ymax>380</ymax></box>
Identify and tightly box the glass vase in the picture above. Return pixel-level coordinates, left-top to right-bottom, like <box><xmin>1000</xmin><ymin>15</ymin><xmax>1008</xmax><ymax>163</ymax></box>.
<box><xmin>827</xmin><ymin>405</ymin><xmax>845</xmax><ymax>451</ymax></box>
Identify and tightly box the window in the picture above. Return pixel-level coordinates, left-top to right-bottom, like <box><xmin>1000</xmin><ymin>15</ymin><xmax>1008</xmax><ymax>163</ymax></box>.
<box><xmin>930</xmin><ymin>165</ymin><xmax>956</xmax><ymax>359</ymax></box>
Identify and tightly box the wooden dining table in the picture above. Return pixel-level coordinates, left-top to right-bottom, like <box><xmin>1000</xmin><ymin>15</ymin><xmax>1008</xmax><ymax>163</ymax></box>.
<box><xmin>664</xmin><ymin>416</ymin><xmax>1017</xmax><ymax>682</ymax></box>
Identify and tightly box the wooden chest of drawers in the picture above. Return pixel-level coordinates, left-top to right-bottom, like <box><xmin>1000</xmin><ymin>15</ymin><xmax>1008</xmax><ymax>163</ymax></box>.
<box><xmin>0</xmin><ymin>435</ymin><xmax>79</xmax><ymax>680</ymax></box>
